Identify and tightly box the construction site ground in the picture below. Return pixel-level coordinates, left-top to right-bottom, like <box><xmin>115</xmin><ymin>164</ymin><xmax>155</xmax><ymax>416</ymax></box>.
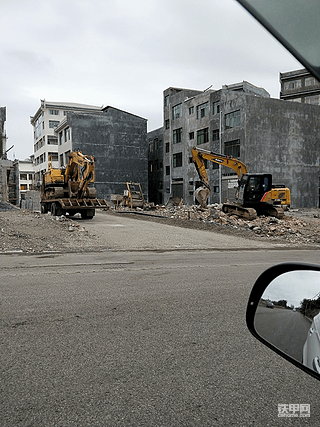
<box><xmin>1</xmin><ymin>201</ymin><xmax>319</xmax><ymax>254</ymax></box>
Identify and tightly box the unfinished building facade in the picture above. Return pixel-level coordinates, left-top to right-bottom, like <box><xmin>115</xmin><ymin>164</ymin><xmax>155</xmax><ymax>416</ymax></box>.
<box><xmin>148</xmin><ymin>81</ymin><xmax>320</xmax><ymax>208</ymax></box>
<box><xmin>54</xmin><ymin>107</ymin><xmax>148</xmax><ymax>202</ymax></box>
<box><xmin>31</xmin><ymin>101</ymin><xmax>148</xmax><ymax>202</ymax></box>
<box><xmin>30</xmin><ymin>101</ymin><xmax>102</xmax><ymax>183</ymax></box>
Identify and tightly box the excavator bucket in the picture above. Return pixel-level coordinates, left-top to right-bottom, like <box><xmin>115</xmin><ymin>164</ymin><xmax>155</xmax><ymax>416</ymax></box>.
<box><xmin>195</xmin><ymin>186</ymin><xmax>210</xmax><ymax>208</ymax></box>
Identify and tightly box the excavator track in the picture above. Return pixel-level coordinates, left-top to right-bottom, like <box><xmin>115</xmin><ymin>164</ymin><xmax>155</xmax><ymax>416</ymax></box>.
<box><xmin>259</xmin><ymin>205</ymin><xmax>284</xmax><ymax>219</ymax></box>
<box><xmin>222</xmin><ymin>203</ymin><xmax>257</xmax><ymax>220</ymax></box>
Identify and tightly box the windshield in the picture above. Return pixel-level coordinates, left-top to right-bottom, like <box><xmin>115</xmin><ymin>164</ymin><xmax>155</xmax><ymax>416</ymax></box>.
<box><xmin>236</xmin><ymin>0</ymin><xmax>320</xmax><ymax>81</ymax></box>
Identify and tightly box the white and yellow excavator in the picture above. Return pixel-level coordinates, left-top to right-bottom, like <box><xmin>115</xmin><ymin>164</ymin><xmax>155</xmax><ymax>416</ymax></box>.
<box><xmin>192</xmin><ymin>146</ymin><xmax>290</xmax><ymax>220</ymax></box>
<box><xmin>41</xmin><ymin>151</ymin><xmax>109</xmax><ymax>219</ymax></box>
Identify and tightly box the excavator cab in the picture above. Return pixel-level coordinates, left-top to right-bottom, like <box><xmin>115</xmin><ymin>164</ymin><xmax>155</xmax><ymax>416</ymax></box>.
<box><xmin>238</xmin><ymin>174</ymin><xmax>272</xmax><ymax>205</ymax></box>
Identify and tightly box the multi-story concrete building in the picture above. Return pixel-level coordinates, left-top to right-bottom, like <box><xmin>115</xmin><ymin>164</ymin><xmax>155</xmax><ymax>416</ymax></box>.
<box><xmin>54</xmin><ymin>106</ymin><xmax>148</xmax><ymax>201</ymax></box>
<box><xmin>148</xmin><ymin>81</ymin><xmax>320</xmax><ymax>208</ymax></box>
<box><xmin>1</xmin><ymin>106</ymin><xmax>7</xmax><ymax>158</ymax></box>
<box><xmin>0</xmin><ymin>106</ymin><xmax>16</xmax><ymax>204</ymax></box>
<box><xmin>14</xmin><ymin>157</ymin><xmax>35</xmax><ymax>204</ymax></box>
<box><xmin>30</xmin><ymin>100</ymin><xmax>101</xmax><ymax>182</ymax></box>
<box><xmin>31</xmin><ymin>100</ymin><xmax>148</xmax><ymax>202</ymax></box>
<box><xmin>280</xmin><ymin>68</ymin><xmax>320</xmax><ymax>105</ymax></box>
<box><xmin>147</xmin><ymin>127</ymin><xmax>163</xmax><ymax>205</ymax></box>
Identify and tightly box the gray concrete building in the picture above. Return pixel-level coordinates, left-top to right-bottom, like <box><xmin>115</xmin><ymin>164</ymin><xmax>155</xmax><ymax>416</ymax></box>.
<box><xmin>280</xmin><ymin>68</ymin><xmax>320</xmax><ymax>105</ymax></box>
<box><xmin>55</xmin><ymin>107</ymin><xmax>148</xmax><ymax>202</ymax></box>
<box><xmin>148</xmin><ymin>81</ymin><xmax>320</xmax><ymax>208</ymax></box>
<box><xmin>1</xmin><ymin>106</ymin><xmax>7</xmax><ymax>158</ymax></box>
<box><xmin>147</xmin><ymin>127</ymin><xmax>163</xmax><ymax>204</ymax></box>
<box><xmin>30</xmin><ymin>100</ymin><xmax>102</xmax><ymax>182</ymax></box>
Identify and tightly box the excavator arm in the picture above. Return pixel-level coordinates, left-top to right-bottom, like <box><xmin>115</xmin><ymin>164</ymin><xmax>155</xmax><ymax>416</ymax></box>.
<box><xmin>64</xmin><ymin>151</ymin><xmax>95</xmax><ymax>198</ymax></box>
<box><xmin>191</xmin><ymin>146</ymin><xmax>248</xmax><ymax>207</ymax></box>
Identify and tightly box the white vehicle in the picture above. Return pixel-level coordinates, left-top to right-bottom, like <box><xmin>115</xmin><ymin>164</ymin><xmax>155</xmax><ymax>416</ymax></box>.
<box><xmin>303</xmin><ymin>313</ymin><xmax>320</xmax><ymax>374</ymax></box>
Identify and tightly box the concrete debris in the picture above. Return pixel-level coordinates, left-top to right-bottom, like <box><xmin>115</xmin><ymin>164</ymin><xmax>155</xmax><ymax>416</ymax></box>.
<box><xmin>165</xmin><ymin>197</ymin><xmax>183</xmax><ymax>208</ymax></box>
<box><xmin>124</xmin><ymin>203</ymin><xmax>320</xmax><ymax>245</ymax></box>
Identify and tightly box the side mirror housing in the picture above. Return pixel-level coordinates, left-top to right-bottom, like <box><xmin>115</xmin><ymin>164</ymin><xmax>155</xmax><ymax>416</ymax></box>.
<box><xmin>246</xmin><ymin>263</ymin><xmax>320</xmax><ymax>381</ymax></box>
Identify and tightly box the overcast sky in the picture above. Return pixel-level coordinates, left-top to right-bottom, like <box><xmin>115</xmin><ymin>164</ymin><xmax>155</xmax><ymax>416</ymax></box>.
<box><xmin>0</xmin><ymin>0</ymin><xmax>301</xmax><ymax>160</ymax></box>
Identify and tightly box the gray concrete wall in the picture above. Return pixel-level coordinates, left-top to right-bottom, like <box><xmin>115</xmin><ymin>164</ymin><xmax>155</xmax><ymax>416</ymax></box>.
<box><xmin>68</xmin><ymin>108</ymin><xmax>148</xmax><ymax>202</ymax></box>
<box><xmin>243</xmin><ymin>96</ymin><xmax>320</xmax><ymax>208</ymax></box>
<box><xmin>148</xmin><ymin>127</ymin><xmax>164</xmax><ymax>204</ymax></box>
<box><xmin>20</xmin><ymin>190</ymin><xmax>41</xmax><ymax>211</ymax></box>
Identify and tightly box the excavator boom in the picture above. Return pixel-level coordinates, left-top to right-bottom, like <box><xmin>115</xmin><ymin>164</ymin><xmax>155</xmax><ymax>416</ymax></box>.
<box><xmin>191</xmin><ymin>146</ymin><xmax>248</xmax><ymax>208</ymax></box>
<box><xmin>64</xmin><ymin>151</ymin><xmax>95</xmax><ymax>198</ymax></box>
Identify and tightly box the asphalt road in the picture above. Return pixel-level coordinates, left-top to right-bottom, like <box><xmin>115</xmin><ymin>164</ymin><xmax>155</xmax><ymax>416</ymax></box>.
<box><xmin>254</xmin><ymin>307</ymin><xmax>311</xmax><ymax>362</ymax></box>
<box><xmin>1</xmin><ymin>215</ymin><xmax>320</xmax><ymax>426</ymax></box>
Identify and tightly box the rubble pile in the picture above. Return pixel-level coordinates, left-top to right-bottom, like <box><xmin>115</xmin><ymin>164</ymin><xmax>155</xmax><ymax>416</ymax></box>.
<box><xmin>0</xmin><ymin>208</ymin><xmax>100</xmax><ymax>254</ymax></box>
<box><xmin>138</xmin><ymin>203</ymin><xmax>320</xmax><ymax>245</ymax></box>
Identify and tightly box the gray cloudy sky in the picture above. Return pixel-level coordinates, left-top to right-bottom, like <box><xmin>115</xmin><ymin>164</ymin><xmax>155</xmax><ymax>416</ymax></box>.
<box><xmin>0</xmin><ymin>0</ymin><xmax>301</xmax><ymax>160</ymax></box>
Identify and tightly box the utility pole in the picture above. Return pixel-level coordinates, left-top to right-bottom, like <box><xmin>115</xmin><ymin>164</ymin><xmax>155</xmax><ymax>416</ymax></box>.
<box><xmin>219</xmin><ymin>110</ymin><xmax>222</xmax><ymax>204</ymax></box>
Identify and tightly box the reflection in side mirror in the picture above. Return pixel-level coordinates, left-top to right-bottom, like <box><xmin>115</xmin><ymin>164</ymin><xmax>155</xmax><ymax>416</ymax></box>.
<box><xmin>247</xmin><ymin>264</ymin><xmax>320</xmax><ymax>381</ymax></box>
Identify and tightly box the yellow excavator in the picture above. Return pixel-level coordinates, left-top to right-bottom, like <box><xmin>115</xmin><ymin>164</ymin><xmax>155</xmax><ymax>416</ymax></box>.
<box><xmin>41</xmin><ymin>151</ymin><xmax>109</xmax><ymax>219</ymax></box>
<box><xmin>192</xmin><ymin>146</ymin><xmax>290</xmax><ymax>220</ymax></box>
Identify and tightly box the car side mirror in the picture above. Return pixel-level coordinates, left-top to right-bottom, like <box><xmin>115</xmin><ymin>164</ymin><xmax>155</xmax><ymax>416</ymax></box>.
<box><xmin>246</xmin><ymin>263</ymin><xmax>320</xmax><ymax>381</ymax></box>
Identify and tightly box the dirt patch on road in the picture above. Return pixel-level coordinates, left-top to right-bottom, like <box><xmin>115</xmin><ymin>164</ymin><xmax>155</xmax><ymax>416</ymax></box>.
<box><xmin>0</xmin><ymin>202</ymin><xmax>319</xmax><ymax>254</ymax></box>
<box><xmin>0</xmin><ymin>203</ymin><xmax>102</xmax><ymax>254</ymax></box>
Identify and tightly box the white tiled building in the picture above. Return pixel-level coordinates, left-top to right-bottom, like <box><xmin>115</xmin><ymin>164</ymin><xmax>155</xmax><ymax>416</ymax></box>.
<box><xmin>14</xmin><ymin>157</ymin><xmax>35</xmax><ymax>204</ymax></box>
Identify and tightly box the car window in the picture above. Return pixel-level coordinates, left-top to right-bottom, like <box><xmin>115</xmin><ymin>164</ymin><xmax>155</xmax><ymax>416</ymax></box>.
<box><xmin>236</xmin><ymin>0</ymin><xmax>320</xmax><ymax>81</ymax></box>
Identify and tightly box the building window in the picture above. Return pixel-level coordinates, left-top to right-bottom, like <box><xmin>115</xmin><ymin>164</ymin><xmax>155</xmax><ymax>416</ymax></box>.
<box><xmin>59</xmin><ymin>131</ymin><xmax>64</xmax><ymax>145</ymax></box>
<box><xmin>225</xmin><ymin>140</ymin><xmax>240</xmax><ymax>158</ymax></box>
<box><xmin>212</xmin><ymin>162</ymin><xmax>219</xmax><ymax>170</ymax></box>
<box><xmin>213</xmin><ymin>186</ymin><xmax>219</xmax><ymax>193</ymax></box>
<box><xmin>28</xmin><ymin>174</ymin><xmax>33</xmax><ymax>180</ymax></box>
<box><xmin>49</xmin><ymin>109</ymin><xmax>59</xmax><ymax>115</ymax></box>
<box><xmin>189</xmin><ymin>132</ymin><xmax>194</xmax><ymax>140</ymax></box>
<box><xmin>20</xmin><ymin>173</ymin><xmax>28</xmax><ymax>180</ymax></box>
<box><xmin>213</xmin><ymin>101</ymin><xmax>220</xmax><ymax>115</ymax></box>
<box><xmin>165</xmin><ymin>142</ymin><xmax>170</xmax><ymax>153</ymax></box>
<box><xmin>35</xmin><ymin>115</ymin><xmax>42</xmax><ymax>139</ymax></box>
<box><xmin>284</xmin><ymin>80</ymin><xmax>302</xmax><ymax>90</ymax></box>
<box><xmin>288</xmin><ymin>98</ymin><xmax>302</xmax><ymax>103</ymax></box>
<box><xmin>165</xmin><ymin>119</ymin><xmax>170</xmax><ymax>129</ymax></box>
<box><xmin>225</xmin><ymin>110</ymin><xmax>240</xmax><ymax>129</ymax></box>
<box><xmin>173</xmin><ymin>152</ymin><xmax>182</xmax><ymax>168</ymax></box>
<box><xmin>305</xmin><ymin>95</ymin><xmax>320</xmax><ymax>105</ymax></box>
<box><xmin>189</xmin><ymin>106</ymin><xmax>194</xmax><ymax>115</ymax></box>
<box><xmin>65</xmin><ymin>151</ymin><xmax>71</xmax><ymax>163</ymax></box>
<box><xmin>48</xmin><ymin>152</ymin><xmax>59</xmax><ymax>162</ymax></box>
<box><xmin>173</xmin><ymin>128</ymin><xmax>182</xmax><ymax>144</ymax></box>
<box><xmin>47</xmin><ymin>136</ymin><xmax>58</xmax><ymax>145</ymax></box>
<box><xmin>149</xmin><ymin>141</ymin><xmax>153</xmax><ymax>152</ymax></box>
<box><xmin>166</xmin><ymin>166</ymin><xmax>170</xmax><ymax>175</ymax></box>
<box><xmin>149</xmin><ymin>162</ymin><xmax>153</xmax><ymax>173</ymax></box>
<box><xmin>65</xmin><ymin>127</ymin><xmax>71</xmax><ymax>141</ymax></box>
<box><xmin>197</xmin><ymin>128</ymin><xmax>209</xmax><ymax>145</ymax></box>
<box><xmin>49</xmin><ymin>120</ymin><xmax>60</xmax><ymax>129</ymax></box>
<box><xmin>164</xmin><ymin>95</ymin><xmax>170</xmax><ymax>107</ymax></box>
<box><xmin>212</xmin><ymin>129</ymin><xmax>219</xmax><ymax>141</ymax></box>
<box><xmin>20</xmin><ymin>184</ymin><xmax>28</xmax><ymax>190</ymax></box>
<box><xmin>60</xmin><ymin>154</ymin><xmax>64</xmax><ymax>167</ymax></box>
<box><xmin>172</xmin><ymin>103</ymin><xmax>182</xmax><ymax>120</ymax></box>
<box><xmin>196</xmin><ymin>102</ymin><xmax>209</xmax><ymax>119</ymax></box>
<box><xmin>305</xmin><ymin>77</ymin><xmax>316</xmax><ymax>86</ymax></box>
